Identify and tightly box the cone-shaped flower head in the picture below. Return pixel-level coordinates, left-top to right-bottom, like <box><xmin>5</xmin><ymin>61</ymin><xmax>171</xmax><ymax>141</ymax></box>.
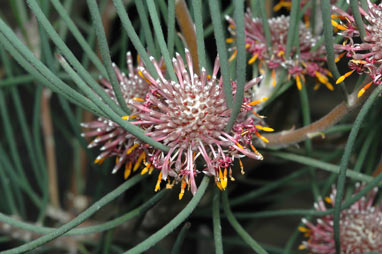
<box><xmin>300</xmin><ymin>183</ymin><xmax>382</xmax><ymax>253</ymax></box>
<box><xmin>81</xmin><ymin>52</ymin><xmax>151</xmax><ymax>178</ymax></box>
<box><xmin>131</xmin><ymin>49</ymin><xmax>270</xmax><ymax>197</ymax></box>
<box><xmin>333</xmin><ymin>1</ymin><xmax>382</xmax><ymax>97</ymax></box>
<box><xmin>226</xmin><ymin>11</ymin><xmax>333</xmax><ymax>90</ymax></box>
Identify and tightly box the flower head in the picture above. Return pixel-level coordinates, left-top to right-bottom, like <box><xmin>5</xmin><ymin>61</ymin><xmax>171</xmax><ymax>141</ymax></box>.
<box><xmin>299</xmin><ymin>183</ymin><xmax>382</xmax><ymax>253</ymax></box>
<box><xmin>81</xmin><ymin>52</ymin><xmax>151</xmax><ymax>178</ymax></box>
<box><xmin>131</xmin><ymin>49</ymin><xmax>270</xmax><ymax>197</ymax></box>
<box><xmin>333</xmin><ymin>1</ymin><xmax>382</xmax><ymax>97</ymax></box>
<box><xmin>226</xmin><ymin>11</ymin><xmax>333</xmax><ymax>90</ymax></box>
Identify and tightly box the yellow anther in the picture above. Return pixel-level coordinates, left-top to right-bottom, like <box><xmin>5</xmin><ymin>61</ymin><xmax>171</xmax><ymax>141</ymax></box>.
<box><xmin>148</xmin><ymin>165</ymin><xmax>154</xmax><ymax>174</ymax></box>
<box><xmin>324</xmin><ymin>196</ymin><xmax>332</xmax><ymax>204</ymax></box>
<box><xmin>140</xmin><ymin>162</ymin><xmax>152</xmax><ymax>175</ymax></box>
<box><xmin>256</xmin><ymin>132</ymin><xmax>269</xmax><ymax>143</ymax></box>
<box><xmin>166</xmin><ymin>179</ymin><xmax>175</xmax><ymax>189</ymax></box>
<box><xmin>248</xmin><ymin>53</ymin><xmax>258</xmax><ymax>64</ymax></box>
<box><xmin>241</xmin><ymin>130</ymin><xmax>249</xmax><ymax>136</ymax></box>
<box><xmin>324</xmin><ymin>82</ymin><xmax>334</xmax><ymax>91</ymax></box>
<box><xmin>179</xmin><ymin>178</ymin><xmax>187</xmax><ymax>200</ymax></box>
<box><xmin>304</xmin><ymin>15</ymin><xmax>310</xmax><ymax>28</ymax></box>
<box><xmin>315</xmin><ymin>71</ymin><xmax>329</xmax><ymax>84</ymax></box>
<box><xmin>124</xmin><ymin>161</ymin><xmax>132</xmax><ymax>179</ymax></box>
<box><xmin>138</xmin><ymin>71</ymin><xmax>145</xmax><ymax>79</ymax></box>
<box><xmin>122</xmin><ymin>114</ymin><xmax>136</xmax><ymax>120</ymax></box>
<box><xmin>358</xmin><ymin>81</ymin><xmax>373</xmax><ymax>98</ymax></box>
<box><xmin>221</xmin><ymin>168</ymin><xmax>228</xmax><ymax>190</ymax></box>
<box><xmin>229</xmin><ymin>167</ymin><xmax>235</xmax><ymax>181</ymax></box>
<box><xmin>133</xmin><ymin>97</ymin><xmax>144</xmax><ymax>102</ymax></box>
<box><xmin>245</xmin><ymin>43</ymin><xmax>250</xmax><ymax>49</ymax></box>
<box><xmin>228</xmin><ymin>49</ymin><xmax>237</xmax><ymax>62</ymax></box>
<box><xmin>298</xmin><ymin>226</ymin><xmax>309</xmax><ymax>233</ymax></box>
<box><xmin>127</xmin><ymin>143</ymin><xmax>139</xmax><ymax>155</ymax></box>
<box><xmin>296</xmin><ymin>75</ymin><xmax>302</xmax><ymax>90</ymax></box>
<box><xmin>249</xmin><ymin>99</ymin><xmax>262</xmax><ymax>106</ymax></box>
<box><xmin>277</xmin><ymin>50</ymin><xmax>284</xmax><ymax>57</ymax></box>
<box><xmin>336</xmin><ymin>70</ymin><xmax>355</xmax><ymax>84</ymax></box>
<box><xmin>350</xmin><ymin>59</ymin><xmax>367</xmax><ymax>65</ymax></box>
<box><xmin>235</xmin><ymin>142</ymin><xmax>244</xmax><ymax>149</ymax></box>
<box><xmin>249</xmin><ymin>97</ymin><xmax>267</xmax><ymax>106</ymax></box>
<box><xmin>226</xmin><ymin>38</ymin><xmax>235</xmax><ymax>43</ymax></box>
<box><xmin>272</xmin><ymin>69</ymin><xmax>276</xmax><ymax>87</ymax></box>
<box><xmin>298</xmin><ymin>244</ymin><xmax>307</xmax><ymax>250</ymax></box>
<box><xmin>331</xmin><ymin>20</ymin><xmax>347</xmax><ymax>30</ymax></box>
<box><xmin>256</xmin><ymin>125</ymin><xmax>274</xmax><ymax>132</ymax></box>
<box><xmin>133</xmin><ymin>152</ymin><xmax>146</xmax><ymax>172</ymax></box>
<box><xmin>155</xmin><ymin>172</ymin><xmax>162</xmax><ymax>192</ymax></box>
<box><xmin>239</xmin><ymin>159</ymin><xmax>245</xmax><ymax>175</ymax></box>
<box><xmin>335</xmin><ymin>52</ymin><xmax>346</xmax><ymax>63</ymax></box>
<box><xmin>94</xmin><ymin>157</ymin><xmax>106</xmax><ymax>165</ymax></box>
<box><xmin>273</xmin><ymin>0</ymin><xmax>291</xmax><ymax>11</ymax></box>
<box><xmin>250</xmin><ymin>144</ymin><xmax>263</xmax><ymax>160</ymax></box>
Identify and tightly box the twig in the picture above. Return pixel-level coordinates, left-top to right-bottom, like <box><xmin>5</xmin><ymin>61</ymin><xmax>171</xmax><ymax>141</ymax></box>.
<box><xmin>0</xmin><ymin>215</ymin><xmax>97</xmax><ymax>254</ymax></box>
<box><xmin>175</xmin><ymin>0</ymin><xmax>199</xmax><ymax>74</ymax></box>
<box><xmin>41</xmin><ymin>88</ymin><xmax>61</xmax><ymax>209</ymax></box>
<box><xmin>261</xmin><ymin>82</ymin><xmax>374</xmax><ymax>149</ymax></box>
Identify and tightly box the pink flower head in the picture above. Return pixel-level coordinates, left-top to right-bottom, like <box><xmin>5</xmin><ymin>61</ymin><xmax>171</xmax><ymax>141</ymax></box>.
<box><xmin>299</xmin><ymin>183</ymin><xmax>382</xmax><ymax>253</ymax></box>
<box><xmin>226</xmin><ymin>11</ymin><xmax>333</xmax><ymax>90</ymax></box>
<box><xmin>131</xmin><ymin>49</ymin><xmax>271</xmax><ymax>198</ymax></box>
<box><xmin>81</xmin><ymin>52</ymin><xmax>151</xmax><ymax>179</ymax></box>
<box><xmin>333</xmin><ymin>1</ymin><xmax>382</xmax><ymax>97</ymax></box>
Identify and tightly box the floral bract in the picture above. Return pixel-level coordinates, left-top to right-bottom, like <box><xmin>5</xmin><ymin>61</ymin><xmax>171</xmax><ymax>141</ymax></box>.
<box><xmin>300</xmin><ymin>183</ymin><xmax>382</xmax><ymax>254</ymax></box>
<box><xmin>226</xmin><ymin>11</ymin><xmax>333</xmax><ymax>90</ymax></box>
<box><xmin>333</xmin><ymin>1</ymin><xmax>382</xmax><ymax>97</ymax></box>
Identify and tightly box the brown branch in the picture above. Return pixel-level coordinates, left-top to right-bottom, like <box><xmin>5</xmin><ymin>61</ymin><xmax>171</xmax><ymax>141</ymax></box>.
<box><xmin>262</xmin><ymin>82</ymin><xmax>374</xmax><ymax>149</ymax></box>
<box><xmin>41</xmin><ymin>88</ymin><xmax>61</xmax><ymax>209</ymax></box>
<box><xmin>175</xmin><ymin>0</ymin><xmax>200</xmax><ymax>74</ymax></box>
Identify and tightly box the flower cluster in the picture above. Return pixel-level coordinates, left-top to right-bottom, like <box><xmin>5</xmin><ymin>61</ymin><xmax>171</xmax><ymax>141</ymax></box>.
<box><xmin>299</xmin><ymin>183</ymin><xmax>382</xmax><ymax>253</ymax></box>
<box><xmin>332</xmin><ymin>1</ymin><xmax>382</xmax><ymax>97</ymax></box>
<box><xmin>131</xmin><ymin>49</ymin><xmax>270</xmax><ymax>197</ymax></box>
<box><xmin>82</xmin><ymin>49</ymin><xmax>271</xmax><ymax>198</ymax></box>
<box><xmin>226</xmin><ymin>11</ymin><xmax>333</xmax><ymax>90</ymax></box>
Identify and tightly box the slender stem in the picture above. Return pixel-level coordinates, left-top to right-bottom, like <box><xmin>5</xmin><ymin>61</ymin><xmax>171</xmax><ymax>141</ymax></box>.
<box><xmin>222</xmin><ymin>191</ymin><xmax>268</xmax><ymax>254</ymax></box>
<box><xmin>125</xmin><ymin>176</ymin><xmax>209</xmax><ymax>254</ymax></box>
<box><xmin>333</xmin><ymin>83</ymin><xmax>382</xmax><ymax>253</ymax></box>
<box><xmin>321</xmin><ymin>0</ymin><xmax>349</xmax><ymax>102</ymax></box>
<box><xmin>208</xmin><ymin>0</ymin><xmax>233</xmax><ymax>108</ymax></box>
<box><xmin>87</xmin><ymin>0</ymin><xmax>130</xmax><ymax>114</ymax></box>
<box><xmin>175</xmin><ymin>0</ymin><xmax>200</xmax><ymax>73</ymax></box>
<box><xmin>262</xmin><ymin>83</ymin><xmax>373</xmax><ymax>148</ymax></box>
<box><xmin>271</xmin><ymin>152</ymin><xmax>374</xmax><ymax>183</ymax></box>
<box><xmin>285</xmin><ymin>0</ymin><xmax>301</xmax><ymax>57</ymax></box>
<box><xmin>226</xmin><ymin>0</ymin><xmax>245</xmax><ymax>132</ymax></box>
<box><xmin>256</xmin><ymin>0</ymin><xmax>272</xmax><ymax>52</ymax></box>
<box><xmin>212</xmin><ymin>188</ymin><xmax>223</xmax><ymax>254</ymax></box>
<box><xmin>146</xmin><ymin>0</ymin><xmax>177</xmax><ymax>82</ymax></box>
<box><xmin>349</xmin><ymin>0</ymin><xmax>366</xmax><ymax>41</ymax></box>
<box><xmin>171</xmin><ymin>222</ymin><xmax>191</xmax><ymax>254</ymax></box>
<box><xmin>0</xmin><ymin>189</ymin><xmax>165</xmax><ymax>236</ymax></box>
<box><xmin>0</xmin><ymin>175</ymin><xmax>146</xmax><ymax>254</ymax></box>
